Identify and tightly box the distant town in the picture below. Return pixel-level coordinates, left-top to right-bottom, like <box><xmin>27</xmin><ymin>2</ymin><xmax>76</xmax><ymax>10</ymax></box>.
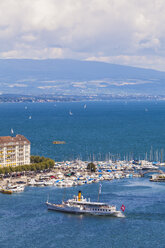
<box><xmin>0</xmin><ymin>94</ymin><xmax>165</xmax><ymax>103</ymax></box>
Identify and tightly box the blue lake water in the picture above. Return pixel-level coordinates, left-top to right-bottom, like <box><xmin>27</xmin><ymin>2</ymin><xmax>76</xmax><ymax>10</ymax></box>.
<box><xmin>0</xmin><ymin>101</ymin><xmax>165</xmax><ymax>161</ymax></box>
<box><xmin>0</xmin><ymin>101</ymin><xmax>165</xmax><ymax>247</ymax></box>
<box><xmin>0</xmin><ymin>179</ymin><xmax>165</xmax><ymax>248</ymax></box>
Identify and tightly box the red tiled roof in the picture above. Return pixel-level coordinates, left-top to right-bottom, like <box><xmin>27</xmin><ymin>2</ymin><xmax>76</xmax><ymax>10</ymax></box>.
<box><xmin>0</xmin><ymin>135</ymin><xmax>30</xmax><ymax>145</ymax></box>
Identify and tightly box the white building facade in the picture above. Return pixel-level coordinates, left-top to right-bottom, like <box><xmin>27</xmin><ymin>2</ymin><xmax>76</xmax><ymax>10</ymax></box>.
<box><xmin>0</xmin><ymin>135</ymin><xmax>30</xmax><ymax>167</ymax></box>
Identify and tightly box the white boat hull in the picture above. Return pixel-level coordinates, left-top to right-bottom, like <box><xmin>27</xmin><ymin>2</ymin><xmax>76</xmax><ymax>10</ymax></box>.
<box><xmin>46</xmin><ymin>202</ymin><xmax>124</xmax><ymax>217</ymax></box>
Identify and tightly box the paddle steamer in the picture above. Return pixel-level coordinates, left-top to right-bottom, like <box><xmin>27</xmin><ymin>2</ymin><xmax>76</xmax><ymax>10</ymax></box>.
<box><xmin>46</xmin><ymin>191</ymin><xmax>125</xmax><ymax>217</ymax></box>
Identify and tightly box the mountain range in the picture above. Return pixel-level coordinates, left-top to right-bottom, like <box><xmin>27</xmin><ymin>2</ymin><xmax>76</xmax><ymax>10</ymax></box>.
<box><xmin>0</xmin><ymin>59</ymin><xmax>165</xmax><ymax>96</ymax></box>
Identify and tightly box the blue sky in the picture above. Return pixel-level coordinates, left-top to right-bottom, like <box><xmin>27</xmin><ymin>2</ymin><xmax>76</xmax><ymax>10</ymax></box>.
<box><xmin>0</xmin><ymin>0</ymin><xmax>165</xmax><ymax>71</ymax></box>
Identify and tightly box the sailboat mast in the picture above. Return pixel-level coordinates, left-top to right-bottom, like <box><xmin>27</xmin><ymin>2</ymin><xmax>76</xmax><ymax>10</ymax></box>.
<box><xmin>98</xmin><ymin>183</ymin><xmax>102</xmax><ymax>202</ymax></box>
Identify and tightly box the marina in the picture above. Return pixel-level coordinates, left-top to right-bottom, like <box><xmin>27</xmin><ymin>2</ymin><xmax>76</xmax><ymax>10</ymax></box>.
<box><xmin>0</xmin><ymin>159</ymin><xmax>163</xmax><ymax>192</ymax></box>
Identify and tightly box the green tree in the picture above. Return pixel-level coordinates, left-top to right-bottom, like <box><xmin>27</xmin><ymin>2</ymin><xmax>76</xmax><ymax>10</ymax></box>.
<box><xmin>4</xmin><ymin>166</ymin><xmax>10</xmax><ymax>174</ymax></box>
<box><xmin>31</xmin><ymin>164</ymin><xmax>37</xmax><ymax>171</ymax></box>
<box><xmin>0</xmin><ymin>167</ymin><xmax>5</xmax><ymax>174</ymax></box>
<box><xmin>9</xmin><ymin>166</ymin><xmax>15</xmax><ymax>172</ymax></box>
<box><xmin>87</xmin><ymin>162</ymin><xmax>96</xmax><ymax>172</ymax></box>
<box><xmin>47</xmin><ymin>159</ymin><xmax>55</xmax><ymax>168</ymax></box>
<box><xmin>0</xmin><ymin>156</ymin><xmax>55</xmax><ymax>175</ymax></box>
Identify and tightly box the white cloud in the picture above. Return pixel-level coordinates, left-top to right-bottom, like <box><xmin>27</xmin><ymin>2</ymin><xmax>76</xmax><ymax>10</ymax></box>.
<box><xmin>38</xmin><ymin>86</ymin><xmax>57</xmax><ymax>89</ymax></box>
<box><xmin>1</xmin><ymin>46</ymin><xmax>64</xmax><ymax>59</ymax></box>
<box><xmin>8</xmin><ymin>83</ymin><xmax>27</xmax><ymax>88</ymax></box>
<box><xmin>86</xmin><ymin>55</ymin><xmax>165</xmax><ymax>71</ymax></box>
<box><xmin>0</xmin><ymin>0</ymin><xmax>165</xmax><ymax>70</ymax></box>
<box><xmin>22</xmin><ymin>34</ymin><xmax>37</xmax><ymax>42</ymax></box>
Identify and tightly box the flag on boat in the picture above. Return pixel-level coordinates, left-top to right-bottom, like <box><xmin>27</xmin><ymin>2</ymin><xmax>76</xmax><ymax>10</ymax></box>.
<box><xmin>120</xmin><ymin>204</ymin><xmax>125</xmax><ymax>212</ymax></box>
<box><xmin>99</xmin><ymin>183</ymin><xmax>102</xmax><ymax>194</ymax></box>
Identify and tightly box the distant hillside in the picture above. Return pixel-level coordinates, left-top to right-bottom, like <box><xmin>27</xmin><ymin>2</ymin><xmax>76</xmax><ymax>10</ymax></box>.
<box><xmin>0</xmin><ymin>59</ymin><xmax>165</xmax><ymax>96</ymax></box>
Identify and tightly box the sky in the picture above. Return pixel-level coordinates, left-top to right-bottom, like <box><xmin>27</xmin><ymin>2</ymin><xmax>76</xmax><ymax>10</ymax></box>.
<box><xmin>0</xmin><ymin>0</ymin><xmax>165</xmax><ymax>71</ymax></box>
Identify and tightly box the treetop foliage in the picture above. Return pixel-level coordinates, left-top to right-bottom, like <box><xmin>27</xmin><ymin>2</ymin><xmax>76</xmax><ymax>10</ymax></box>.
<box><xmin>0</xmin><ymin>155</ymin><xmax>55</xmax><ymax>175</ymax></box>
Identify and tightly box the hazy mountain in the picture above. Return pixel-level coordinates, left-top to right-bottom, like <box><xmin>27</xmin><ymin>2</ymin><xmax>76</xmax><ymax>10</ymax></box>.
<box><xmin>0</xmin><ymin>59</ymin><xmax>165</xmax><ymax>96</ymax></box>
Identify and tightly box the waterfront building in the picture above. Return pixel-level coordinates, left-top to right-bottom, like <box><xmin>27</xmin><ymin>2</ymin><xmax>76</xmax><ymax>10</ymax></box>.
<box><xmin>0</xmin><ymin>135</ymin><xmax>30</xmax><ymax>167</ymax></box>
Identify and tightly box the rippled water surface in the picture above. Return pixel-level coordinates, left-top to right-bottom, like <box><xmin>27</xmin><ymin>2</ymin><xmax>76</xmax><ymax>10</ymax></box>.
<box><xmin>0</xmin><ymin>179</ymin><xmax>165</xmax><ymax>248</ymax></box>
<box><xmin>0</xmin><ymin>101</ymin><xmax>165</xmax><ymax>247</ymax></box>
<box><xmin>0</xmin><ymin>101</ymin><xmax>165</xmax><ymax>161</ymax></box>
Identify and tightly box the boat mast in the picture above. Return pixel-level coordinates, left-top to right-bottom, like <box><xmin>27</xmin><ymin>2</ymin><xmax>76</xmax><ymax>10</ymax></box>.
<box><xmin>98</xmin><ymin>183</ymin><xmax>102</xmax><ymax>202</ymax></box>
<box><xmin>47</xmin><ymin>194</ymin><xmax>49</xmax><ymax>203</ymax></box>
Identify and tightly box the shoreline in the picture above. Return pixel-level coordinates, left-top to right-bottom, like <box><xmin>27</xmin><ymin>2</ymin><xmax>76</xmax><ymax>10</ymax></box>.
<box><xmin>0</xmin><ymin>159</ymin><xmax>163</xmax><ymax>191</ymax></box>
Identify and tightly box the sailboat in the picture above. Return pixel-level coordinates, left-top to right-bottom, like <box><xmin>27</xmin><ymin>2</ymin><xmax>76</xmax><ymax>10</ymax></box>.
<box><xmin>11</xmin><ymin>128</ymin><xmax>14</xmax><ymax>136</ymax></box>
<box><xmin>84</xmin><ymin>104</ymin><xmax>87</xmax><ymax>109</ymax></box>
<box><xmin>69</xmin><ymin>110</ymin><xmax>73</xmax><ymax>116</ymax></box>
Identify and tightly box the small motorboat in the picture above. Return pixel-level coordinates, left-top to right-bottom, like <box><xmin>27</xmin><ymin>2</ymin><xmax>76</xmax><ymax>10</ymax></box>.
<box><xmin>53</xmin><ymin>141</ymin><xmax>66</xmax><ymax>144</ymax></box>
<box><xmin>0</xmin><ymin>188</ymin><xmax>12</xmax><ymax>194</ymax></box>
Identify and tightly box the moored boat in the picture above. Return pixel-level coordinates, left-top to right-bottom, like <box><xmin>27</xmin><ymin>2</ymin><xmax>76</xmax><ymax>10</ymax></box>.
<box><xmin>0</xmin><ymin>184</ymin><xmax>25</xmax><ymax>194</ymax></box>
<box><xmin>0</xmin><ymin>188</ymin><xmax>13</xmax><ymax>194</ymax></box>
<box><xmin>7</xmin><ymin>184</ymin><xmax>25</xmax><ymax>193</ymax></box>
